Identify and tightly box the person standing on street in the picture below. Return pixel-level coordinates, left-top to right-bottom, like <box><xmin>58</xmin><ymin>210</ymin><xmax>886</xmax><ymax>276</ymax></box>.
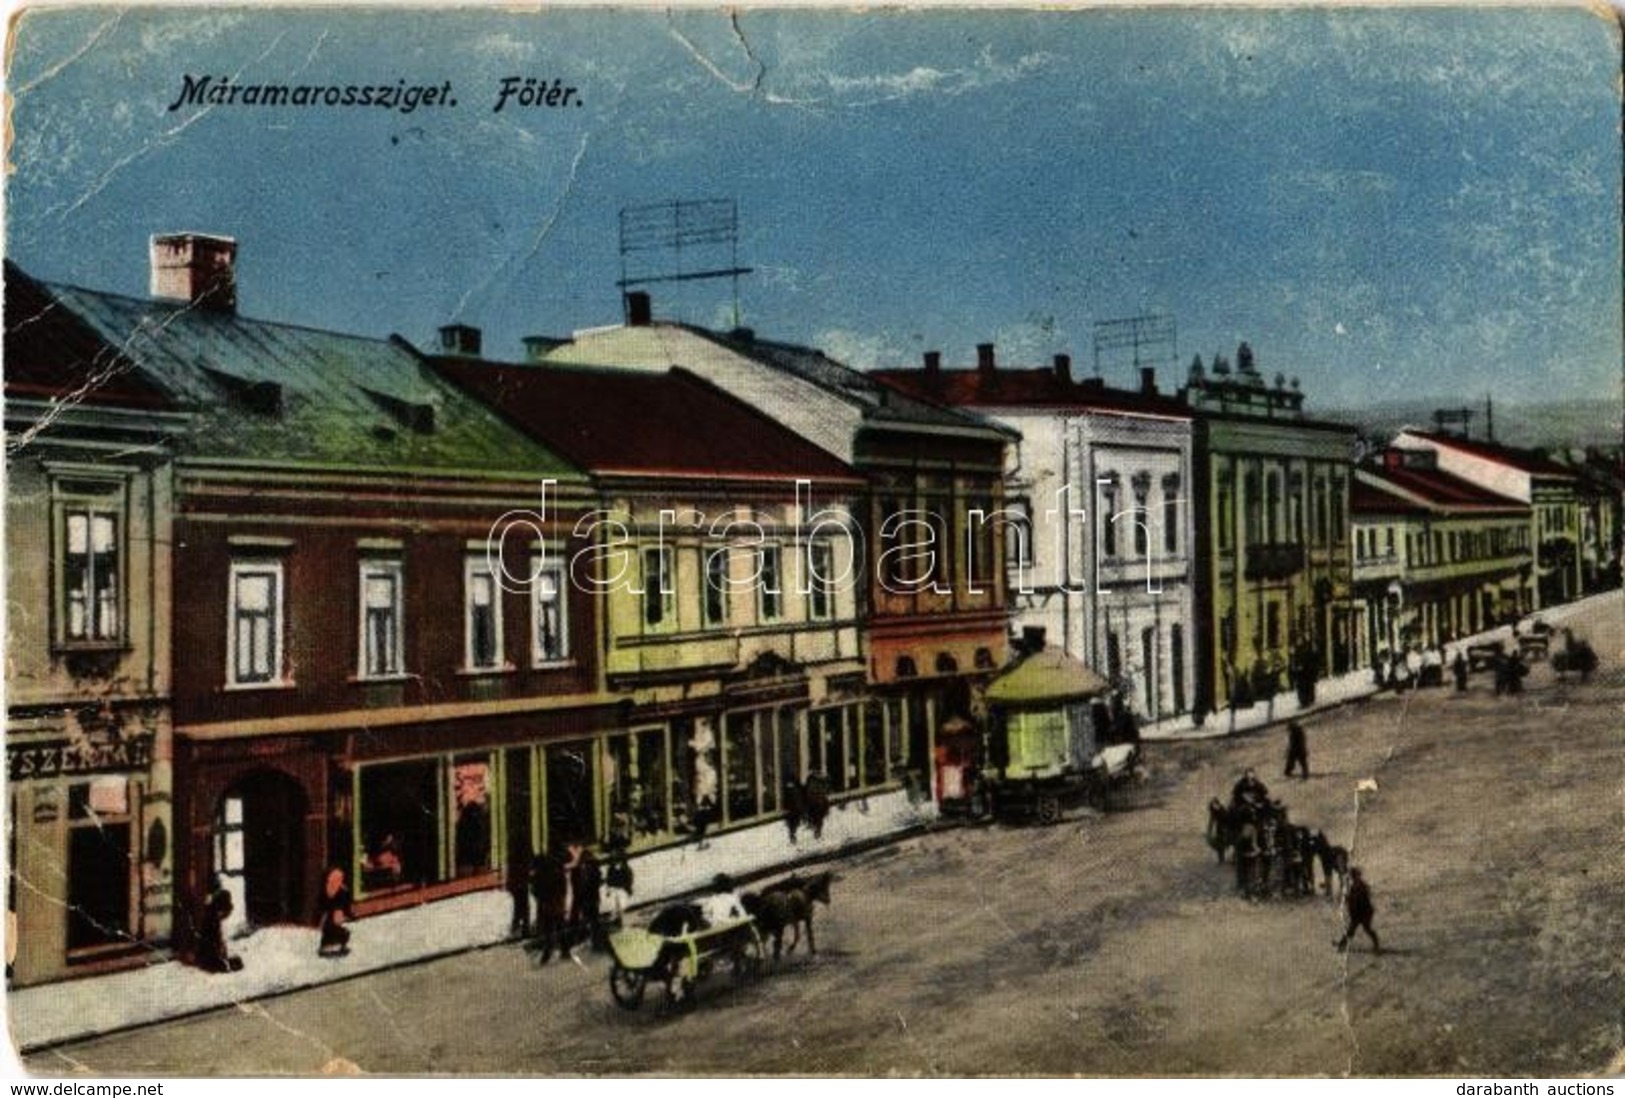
<box><xmin>1284</xmin><ymin>721</ymin><xmax>1310</xmax><ymax>780</ymax></box>
<box><xmin>1334</xmin><ymin>867</ymin><xmax>1381</xmax><ymax>954</ymax></box>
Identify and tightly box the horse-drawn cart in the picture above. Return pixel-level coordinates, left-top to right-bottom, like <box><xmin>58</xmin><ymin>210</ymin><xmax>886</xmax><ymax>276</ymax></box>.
<box><xmin>607</xmin><ymin>916</ymin><xmax>763</xmax><ymax>1010</ymax></box>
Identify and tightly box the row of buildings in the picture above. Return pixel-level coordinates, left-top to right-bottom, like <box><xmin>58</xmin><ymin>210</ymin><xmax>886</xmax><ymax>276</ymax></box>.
<box><xmin>6</xmin><ymin>234</ymin><xmax>1621</xmax><ymax>986</ymax></box>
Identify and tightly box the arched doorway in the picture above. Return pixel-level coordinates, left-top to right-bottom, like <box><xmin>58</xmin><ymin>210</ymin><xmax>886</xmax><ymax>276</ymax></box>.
<box><xmin>215</xmin><ymin>769</ymin><xmax>307</xmax><ymax>927</ymax></box>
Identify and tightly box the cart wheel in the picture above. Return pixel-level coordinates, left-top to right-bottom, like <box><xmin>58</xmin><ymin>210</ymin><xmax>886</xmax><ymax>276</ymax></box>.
<box><xmin>1036</xmin><ymin>794</ymin><xmax>1061</xmax><ymax>825</ymax></box>
<box><xmin>609</xmin><ymin>963</ymin><xmax>647</xmax><ymax>1010</ymax></box>
<box><xmin>727</xmin><ymin>936</ymin><xmax>764</xmax><ymax>985</ymax></box>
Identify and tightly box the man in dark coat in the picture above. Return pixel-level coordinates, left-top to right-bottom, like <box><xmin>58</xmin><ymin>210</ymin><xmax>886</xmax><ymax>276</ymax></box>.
<box><xmin>1284</xmin><ymin>721</ymin><xmax>1309</xmax><ymax>780</ymax></box>
<box><xmin>195</xmin><ymin>884</ymin><xmax>243</xmax><ymax>973</ymax></box>
<box><xmin>1231</xmin><ymin>767</ymin><xmax>1269</xmax><ymax>809</ymax></box>
<box><xmin>1334</xmin><ymin>867</ymin><xmax>1380</xmax><ymax>954</ymax></box>
<box><xmin>529</xmin><ymin>847</ymin><xmax>567</xmax><ymax>963</ymax></box>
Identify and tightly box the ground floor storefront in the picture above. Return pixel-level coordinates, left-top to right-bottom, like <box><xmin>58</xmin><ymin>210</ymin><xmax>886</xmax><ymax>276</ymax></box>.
<box><xmin>6</xmin><ymin>701</ymin><xmax>171</xmax><ymax>988</ymax></box>
<box><xmin>167</xmin><ymin>679</ymin><xmax>969</xmax><ymax>946</ymax></box>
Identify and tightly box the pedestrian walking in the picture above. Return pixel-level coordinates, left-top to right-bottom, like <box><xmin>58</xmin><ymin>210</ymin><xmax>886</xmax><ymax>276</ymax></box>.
<box><xmin>1334</xmin><ymin>867</ymin><xmax>1381</xmax><ymax>954</ymax></box>
<box><xmin>1284</xmin><ymin>720</ymin><xmax>1310</xmax><ymax>780</ymax></box>
<box><xmin>1451</xmin><ymin>648</ymin><xmax>1469</xmax><ymax>692</ymax></box>
<box><xmin>317</xmin><ymin>866</ymin><xmax>353</xmax><ymax>958</ymax></box>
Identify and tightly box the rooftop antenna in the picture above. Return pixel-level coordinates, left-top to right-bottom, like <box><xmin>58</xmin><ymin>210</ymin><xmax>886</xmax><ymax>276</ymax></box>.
<box><xmin>617</xmin><ymin>198</ymin><xmax>754</xmax><ymax>328</ymax></box>
<box><xmin>1092</xmin><ymin>311</ymin><xmax>1177</xmax><ymax>381</ymax></box>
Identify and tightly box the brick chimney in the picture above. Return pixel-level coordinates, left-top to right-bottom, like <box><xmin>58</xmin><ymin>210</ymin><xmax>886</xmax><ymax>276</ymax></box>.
<box><xmin>977</xmin><ymin>343</ymin><xmax>996</xmax><ymax>377</ymax></box>
<box><xmin>1054</xmin><ymin>353</ymin><xmax>1072</xmax><ymax>383</ymax></box>
<box><xmin>150</xmin><ymin>233</ymin><xmax>236</xmax><ymax>313</ymax></box>
<box><xmin>624</xmin><ymin>291</ymin><xmax>652</xmax><ymax>327</ymax></box>
<box><xmin>923</xmin><ymin>350</ymin><xmax>941</xmax><ymax>375</ymax></box>
<box><xmin>438</xmin><ymin>324</ymin><xmax>482</xmax><ymax>357</ymax></box>
<box><xmin>1140</xmin><ymin>366</ymin><xmax>1157</xmax><ymax>395</ymax></box>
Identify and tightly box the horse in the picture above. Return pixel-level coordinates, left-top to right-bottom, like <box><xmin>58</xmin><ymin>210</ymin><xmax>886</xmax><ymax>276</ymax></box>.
<box><xmin>1281</xmin><ymin>824</ymin><xmax>1316</xmax><ymax>897</ymax></box>
<box><xmin>1206</xmin><ymin>798</ymin><xmax>1240</xmax><ymax>863</ymax></box>
<box><xmin>1310</xmin><ymin>830</ymin><xmax>1350</xmax><ymax>901</ymax></box>
<box><xmin>647</xmin><ymin>902</ymin><xmax>706</xmax><ymax>939</ymax></box>
<box><xmin>741</xmin><ymin>871</ymin><xmax>833</xmax><ymax>962</ymax></box>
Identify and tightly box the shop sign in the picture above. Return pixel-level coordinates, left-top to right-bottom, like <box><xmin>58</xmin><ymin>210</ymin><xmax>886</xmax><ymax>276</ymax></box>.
<box><xmin>8</xmin><ymin>734</ymin><xmax>154</xmax><ymax>781</ymax></box>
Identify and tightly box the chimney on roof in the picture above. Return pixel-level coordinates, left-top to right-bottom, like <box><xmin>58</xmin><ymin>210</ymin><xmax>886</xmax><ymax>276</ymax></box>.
<box><xmin>977</xmin><ymin>343</ymin><xmax>996</xmax><ymax>377</ymax></box>
<box><xmin>923</xmin><ymin>350</ymin><xmax>941</xmax><ymax>375</ymax></box>
<box><xmin>521</xmin><ymin>335</ymin><xmax>563</xmax><ymax>363</ymax></box>
<box><xmin>1140</xmin><ymin>366</ymin><xmax>1157</xmax><ymax>396</ymax></box>
<box><xmin>624</xmin><ymin>291</ymin><xmax>652</xmax><ymax>327</ymax></box>
<box><xmin>438</xmin><ymin>324</ymin><xmax>482</xmax><ymax>357</ymax></box>
<box><xmin>1053</xmin><ymin>353</ymin><xmax>1072</xmax><ymax>383</ymax></box>
<box><xmin>150</xmin><ymin>233</ymin><xmax>237</xmax><ymax>313</ymax></box>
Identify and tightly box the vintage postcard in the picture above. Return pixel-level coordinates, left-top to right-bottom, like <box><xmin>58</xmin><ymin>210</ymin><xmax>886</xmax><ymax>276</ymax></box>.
<box><xmin>4</xmin><ymin>1</ymin><xmax>1623</xmax><ymax>1081</ymax></box>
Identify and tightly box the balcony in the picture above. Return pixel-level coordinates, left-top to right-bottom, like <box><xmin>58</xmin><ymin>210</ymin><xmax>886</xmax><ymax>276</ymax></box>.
<box><xmin>1244</xmin><ymin>542</ymin><xmax>1306</xmax><ymax>581</ymax></box>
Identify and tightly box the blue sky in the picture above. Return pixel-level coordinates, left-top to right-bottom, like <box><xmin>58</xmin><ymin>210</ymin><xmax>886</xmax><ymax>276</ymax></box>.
<box><xmin>6</xmin><ymin>5</ymin><xmax>1621</xmax><ymax>410</ymax></box>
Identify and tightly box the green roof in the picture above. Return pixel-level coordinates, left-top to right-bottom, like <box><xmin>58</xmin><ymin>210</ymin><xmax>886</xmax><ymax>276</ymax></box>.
<box><xmin>985</xmin><ymin>650</ymin><xmax>1109</xmax><ymax>706</ymax></box>
<box><xmin>46</xmin><ymin>283</ymin><xmax>583</xmax><ymax>479</ymax></box>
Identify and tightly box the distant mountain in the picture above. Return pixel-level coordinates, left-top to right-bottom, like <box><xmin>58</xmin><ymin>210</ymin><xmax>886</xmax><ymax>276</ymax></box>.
<box><xmin>1318</xmin><ymin>398</ymin><xmax>1623</xmax><ymax>452</ymax></box>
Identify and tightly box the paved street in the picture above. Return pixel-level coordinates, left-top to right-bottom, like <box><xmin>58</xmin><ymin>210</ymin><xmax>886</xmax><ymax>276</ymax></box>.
<box><xmin>27</xmin><ymin>595</ymin><xmax>1624</xmax><ymax>1078</ymax></box>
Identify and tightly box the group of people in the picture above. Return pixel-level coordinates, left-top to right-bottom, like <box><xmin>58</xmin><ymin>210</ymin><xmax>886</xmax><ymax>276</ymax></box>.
<box><xmin>1225</xmin><ymin>765</ymin><xmax>1381</xmax><ymax>954</ymax></box>
<box><xmin>510</xmin><ymin>839</ymin><xmax>633</xmax><ymax>963</ymax></box>
<box><xmin>189</xmin><ymin>862</ymin><xmax>356</xmax><ymax>973</ymax></box>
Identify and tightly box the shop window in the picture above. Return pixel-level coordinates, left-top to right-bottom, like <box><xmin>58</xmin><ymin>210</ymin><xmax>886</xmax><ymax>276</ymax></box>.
<box><xmin>54</xmin><ymin>479</ymin><xmax>126</xmax><ymax>648</ymax></box>
<box><xmin>360</xmin><ymin>759</ymin><xmax>442</xmax><ymax>892</ymax></box>
<box><xmin>531</xmin><ymin>551</ymin><xmax>569</xmax><ymax>665</ymax></box>
<box><xmin>229</xmin><ymin>561</ymin><xmax>285</xmax><ymax>686</ymax></box>
<box><xmin>673</xmin><ymin>717</ymin><xmax>719</xmax><ymax>838</ymax></box>
<box><xmin>359</xmin><ymin>559</ymin><xmax>404</xmax><ymax>679</ymax></box>
<box><xmin>464</xmin><ymin>556</ymin><xmax>504</xmax><ymax>671</ymax></box>
<box><xmin>452</xmin><ymin>756</ymin><xmax>493</xmax><ymax>877</ymax></box>
<box><xmin>776</xmin><ymin>707</ymin><xmax>801</xmax><ymax>794</ymax></box>
<box><xmin>862</xmin><ymin>701</ymin><xmax>890</xmax><ymax>787</ymax></box>
<box><xmin>604</xmin><ymin>728</ymin><xmax>670</xmax><ymax>845</ymax></box>
<box><xmin>66</xmin><ymin>779</ymin><xmax>132</xmax><ymax>951</ymax></box>
<box><xmin>809</xmin><ymin>707</ymin><xmax>844</xmax><ymax>794</ymax></box>
<box><xmin>722</xmin><ymin>709</ymin><xmax>792</xmax><ymax>825</ymax></box>
<box><xmin>544</xmin><ymin>740</ymin><xmax>595</xmax><ymax>847</ymax></box>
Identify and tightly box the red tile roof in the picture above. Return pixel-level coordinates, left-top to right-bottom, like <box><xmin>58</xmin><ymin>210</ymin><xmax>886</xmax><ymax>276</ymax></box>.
<box><xmin>1353</xmin><ymin>478</ymin><xmax>1428</xmax><ymax>517</ymax></box>
<box><xmin>869</xmin><ymin>367</ymin><xmax>1193</xmax><ymax>419</ymax></box>
<box><xmin>432</xmin><ymin>359</ymin><xmax>861</xmax><ymax>484</ymax></box>
<box><xmin>1356</xmin><ymin>464</ymin><xmax>1528</xmax><ymax>516</ymax></box>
